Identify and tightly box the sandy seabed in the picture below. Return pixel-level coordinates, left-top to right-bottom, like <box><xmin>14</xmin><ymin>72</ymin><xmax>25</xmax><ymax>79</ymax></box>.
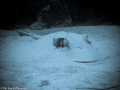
<box><xmin>0</xmin><ymin>26</ymin><xmax>120</xmax><ymax>90</ymax></box>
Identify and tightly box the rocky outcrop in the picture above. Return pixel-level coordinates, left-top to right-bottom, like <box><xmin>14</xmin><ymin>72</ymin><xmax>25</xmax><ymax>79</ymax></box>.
<box><xmin>0</xmin><ymin>0</ymin><xmax>120</xmax><ymax>30</ymax></box>
<box><xmin>30</xmin><ymin>0</ymin><xmax>75</xmax><ymax>29</ymax></box>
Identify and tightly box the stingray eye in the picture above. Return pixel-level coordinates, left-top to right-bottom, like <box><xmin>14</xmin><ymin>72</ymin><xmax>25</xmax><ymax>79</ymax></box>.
<box><xmin>53</xmin><ymin>38</ymin><xmax>69</xmax><ymax>48</ymax></box>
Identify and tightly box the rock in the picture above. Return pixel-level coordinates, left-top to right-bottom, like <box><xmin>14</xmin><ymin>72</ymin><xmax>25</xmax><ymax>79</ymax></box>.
<box><xmin>53</xmin><ymin>37</ymin><xmax>69</xmax><ymax>48</ymax></box>
<box><xmin>30</xmin><ymin>22</ymin><xmax>44</xmax><ymax>30</ymax></box>
<box><xmin>35</xmin><ymin>0</ymin><xmax>74</xmax><ymax>29</ymax></box>
<box><xmin>59</xmin><ymin>16</ymin><xmax>72</xmax><ymax>27</ymax></box>
<box><xmin>38</xmin><ymin>80</ymin><xmax>49</xmax><ymax>87</ymax></box>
